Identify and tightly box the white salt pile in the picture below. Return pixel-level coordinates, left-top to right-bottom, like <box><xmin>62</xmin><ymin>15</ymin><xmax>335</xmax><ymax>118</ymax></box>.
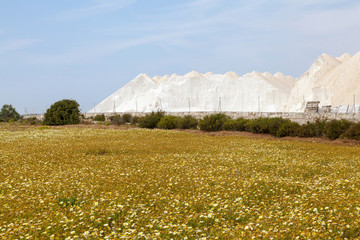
<box><xmin>89</xmin><ymin>71</ymin><xmax>295</xmax><ymax>113</ymax></box>
<box><xmin>286</xmin><ymin>51</ymin><xmax>360</xmax><ymax>112</ymax></box>
<box><xmin>89</xmin><ymin>51</ymin><xmax>360</xmax><ymax>113</ymax></box>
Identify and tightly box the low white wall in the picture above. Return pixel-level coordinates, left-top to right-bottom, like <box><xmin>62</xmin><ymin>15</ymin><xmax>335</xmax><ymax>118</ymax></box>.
<box><xmin>84</xmin><ymin>111</ymin><xmax>360</xmax><ymax>125</ymax></box>
<box><xmin>22</xmin><ymin>112</ymin><xmax>360</xmax><ymax>124</ymax></box>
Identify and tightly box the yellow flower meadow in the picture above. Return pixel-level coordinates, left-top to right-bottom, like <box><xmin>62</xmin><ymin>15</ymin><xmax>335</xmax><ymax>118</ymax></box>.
<box><xmin>1</xmin><ymin>124</ymin><xmax>360</xmax><ymax>239</ymax></box>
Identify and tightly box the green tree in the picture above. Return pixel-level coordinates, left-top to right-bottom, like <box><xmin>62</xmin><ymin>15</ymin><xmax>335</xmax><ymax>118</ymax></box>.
<box><xmin>44</xmin><ymin>99</ymin><xmax>80</xmax><ymax>125</ymax></box>
<box><xmin>0</xmin><ymin>104</ymin><xmax>21</xmax><ymax>122</ymax></box>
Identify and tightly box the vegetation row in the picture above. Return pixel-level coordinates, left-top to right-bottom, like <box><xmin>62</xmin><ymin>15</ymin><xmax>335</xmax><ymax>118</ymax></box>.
<box><xmin>131</xmin><ymin>112</ymin><xmax>360</xmax><ymax>140</ymax></box>
<box><xmin>2</xmin><ymin>100</ymin><xmax>360</xmax><ymax>140</ymax></box>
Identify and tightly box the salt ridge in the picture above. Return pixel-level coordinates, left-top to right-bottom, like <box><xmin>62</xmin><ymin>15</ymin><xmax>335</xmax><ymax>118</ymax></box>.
<box><xmin>89</xmin><ymin>51</ymin><xmax>360</xmax><ymax>113</ymax></box>
<box><xmin>286</xmin><ymin>51</ymin><xmax>360</xmax><ymax>112</ymax></box>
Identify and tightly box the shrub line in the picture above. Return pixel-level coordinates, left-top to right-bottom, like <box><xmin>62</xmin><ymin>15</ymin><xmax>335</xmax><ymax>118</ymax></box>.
<box><xmin>135</xmin><ymin>112</ymin><xmax>360</xmax><ymax>141</ymax></box>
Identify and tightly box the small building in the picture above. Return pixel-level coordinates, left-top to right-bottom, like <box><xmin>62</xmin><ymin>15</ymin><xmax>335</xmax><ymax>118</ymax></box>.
<box><xmin>321</xmin><ymin>105</ymin><xmax>332</xmax><ymax>113</ymax></box>
<box><xmin>305</xmin><ymin>101</ymin><xmax>320</xmax><ymax>113</ymax></box>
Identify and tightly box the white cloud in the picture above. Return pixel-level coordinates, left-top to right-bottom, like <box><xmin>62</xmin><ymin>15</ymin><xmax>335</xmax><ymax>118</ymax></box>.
<box><xmin>12</xmin><ymin>0</ymin><xmax>360</xmax><ymax>69</ymax></box>
<box><xmin>56</xmin><ymin>0</ymin><xmax>136</xmax><ymax>20</ymax></box>
<box><xmin>0</xmin><ymin>39</ymin><xmax>42</xmax><ymax>55</ymax></box>
<box><xmin>20</xmin><ymin>29</ymin><xmax>206</xmax><ymax>65</ymax></box>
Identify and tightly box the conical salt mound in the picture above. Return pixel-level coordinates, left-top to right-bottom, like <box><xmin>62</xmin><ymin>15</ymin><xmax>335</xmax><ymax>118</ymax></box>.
<box><xmin>337</xmin><ymin>53</ymin><xmax>352</xmax><ymax>62</ymax></box>
<box><xmin>317</xmin><ymin>51</ymin><xmax>360</xmax><ymax>106</ymax></box>
<box><xmin>300</xmin><ymin>53</ymin><xmax>341</xmax><ymax>83</ymax></box>
<box><xmin>224</xmin><ymin>71</ymin><xmax>240</xmax><ymax>79</ymax></box>
<box><xmin>89</xmin><ymin>51</ymin><xmax>360</xmax><ymax>114</ymax></box>
<box><xmin>285</xmin><ymin>53</ymin><xmax>342</xmax><ymax>111</ymax></box>
<box><xmin>153</xmin><ymin>75</ymin><xmax>162</xmax><ymax>83</ymax></box>
<box><xmin>184</xmin><ymin>70</ymin><xmax>202</xmax><ymax>78</ymax></box>
<box><xmin>89</xmin><ymin>70</ymin><xmax>294</xmax><ymax>113</ymax></box>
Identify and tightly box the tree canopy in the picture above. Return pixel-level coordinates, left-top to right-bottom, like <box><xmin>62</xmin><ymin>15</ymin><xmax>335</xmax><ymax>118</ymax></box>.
<box><xmin>44</xmin><ymin>99</ymin><xmax>80</xmax><ymax>125</ymax></box>
<box><xmin>0</xmin><ymin>104</ymin><xmax>21</xmax><ymax>122</ymax></box>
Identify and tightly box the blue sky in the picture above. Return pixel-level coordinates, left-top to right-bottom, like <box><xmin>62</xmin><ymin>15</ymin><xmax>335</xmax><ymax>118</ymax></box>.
<box><xmin>1</xmin><ymin>0</ymin><xmax>360</xmax><ymax>114</ymax></box>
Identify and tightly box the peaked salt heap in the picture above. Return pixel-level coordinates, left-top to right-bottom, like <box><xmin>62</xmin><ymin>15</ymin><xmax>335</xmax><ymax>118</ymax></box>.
<box><xmin>89</xmin><ymin>71</ymin><xmax>295</xmax><ymax>113</ymax></box>
<box><xmin>286</xmin><ymin>51</ymin><xmax>360</xmax><ymax>112</ymax></box>
<box><xmin>89</xmin><ymin>50</ymin><xmax>360</xmax><ymax>113</ymax></box>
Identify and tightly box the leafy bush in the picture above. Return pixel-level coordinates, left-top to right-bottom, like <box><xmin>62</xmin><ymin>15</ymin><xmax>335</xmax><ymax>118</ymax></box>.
<box><xmin>244</xmin><ymin>118</ymin><xmax>262</xmax><ymax>133</ymax></box>
<box><xmin>297</xmin><ymin>119</ymin><xmax>327</xmax><ymax>138</ymax></box>
<box><xmin>0</xmin><ymin>104</ymin><xmax>21</xmax><ymax>122</ymax></box>
<box><xmin>109</xmin><ymin>115</ymin><xmax>124</xmax><ymax>125</ymax></box>
<box><xmin>157</xmin><ymin>116</ymin><xmax>179</xmax><ymax>129</ymax></box>
<box><xmin>267</xmin><ymin>118</ymin><xmax>294</xmax><ymax>136</ymax></box>
<box><xmin>131</xmin><ymin>116</ymin><xmax>139</xmax><ymax>125</ymax></box>
<box><xmin>224</xmin><ymin>118</ymin><xmax>249</xmax><ymax>131</ymax></box>
<box><xmin>199</xmin><ymin>114</ymin><xmax>230</xmax><ymax>131</ymax></box>
<box><xmin>177</xmin><ymin>115</ymin><xmax>198</xmax><ymax>129</ymax></box>
<box><xmin>313</xmin><ymin>119</ymin><xmax>327</xmax><ymax>137</ymax></box>
<box><xmin>94</xmin><ymin>114</ymin><xmax>106</xmax><ymax>121</ymax></box>
<box><xmin>196</xmin><ymin>114</ymin><xmax>360</xmax><ymax>140</ymax></box>
<box><xmin>23</xmin><ymin>117</ymin><xmax>42</xmax><ymax>125</ymax></box>
<box><xmin>325</xmin><ymin>119</ymin><xmax>352</xmax><ymax>140</ymax></box>
<box><xmin>122</xmin><ymin>113</ymin><xmax>132</xmax><ymax>123</ymax></box>
<box><xmin>43</xmin><ymin>99</ymin><xmax>80</xmax><ymax>125</ymax></box>
<box><xmin>244</xmin><ymin>118</ymin><xmax>264</xmax><ymax>134</ymax></box>
<box><xmin>297</xmin><ymin>123</ymin><xmax>315</xmax><ymax>138</ymax></box>
<box><xmin>343</xmin><ymin>123</ymin><xmax>360</xmax><ymax>140</ymax></box>
<box><xmin>244</xmin><ymin>118</ymin><xmax>291</xmax><ymax>135</ymax></box>
<box><xmin>138</xmin><ymin>112</ymin><xmax>164</xmax><ymax>129</ymax></box>
<box><xmin>109</xmin><ymin>114</ymin><xmax>132</xmax><ymax>125</ymax></box>
<box><xmin>276</xmin><ymin>122</ymin><xmax>301</xmax><ymax>137</ymax></box>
